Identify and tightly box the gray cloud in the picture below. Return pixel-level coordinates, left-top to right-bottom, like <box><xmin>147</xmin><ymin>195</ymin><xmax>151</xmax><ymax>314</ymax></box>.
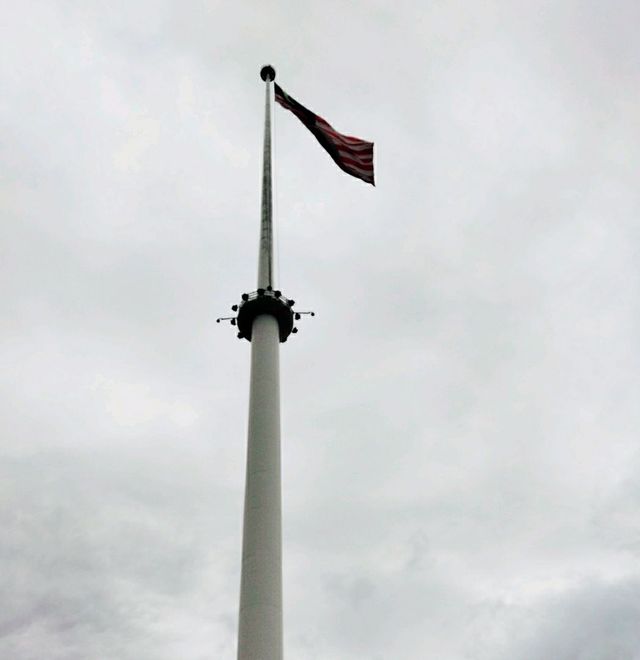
<box><xmin>2</xmin><ymin>0</ymin><xmax>639</xmax><ymax>657</ymax></box>
<box><xmin>492</xmin><ymin>578</ymin><xmax>640</xmax><ymax>660</ymax></box>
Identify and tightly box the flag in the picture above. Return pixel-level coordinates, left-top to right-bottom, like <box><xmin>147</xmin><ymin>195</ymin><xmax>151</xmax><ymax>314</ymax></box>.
<box><xmin>274</xmin><ymin>83</ymin><xmax>375</xmax><ymax>186</ymax></box>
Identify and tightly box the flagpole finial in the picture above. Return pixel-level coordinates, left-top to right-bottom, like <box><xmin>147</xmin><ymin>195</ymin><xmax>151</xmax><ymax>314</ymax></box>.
<box><xmin>260</xmin><ymin>65</ymin><xmax>276</xmax><ymax>82</ymax></box>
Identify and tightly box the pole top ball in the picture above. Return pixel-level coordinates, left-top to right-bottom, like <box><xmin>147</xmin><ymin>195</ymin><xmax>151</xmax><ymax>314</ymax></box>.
<box><xmin>260</xmin><ymin>65</ymin><xmax>276</xmax><ymax>82</ymax></box>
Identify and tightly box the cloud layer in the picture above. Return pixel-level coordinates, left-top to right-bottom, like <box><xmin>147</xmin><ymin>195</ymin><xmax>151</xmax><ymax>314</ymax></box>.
<box><xmin>2</xmin><ymin>1</ymin><xmax>639</xmax><ymax>657</ymax></box>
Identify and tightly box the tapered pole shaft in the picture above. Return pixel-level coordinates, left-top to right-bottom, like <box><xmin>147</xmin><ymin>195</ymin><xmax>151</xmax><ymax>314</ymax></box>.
<box><xmin>257</xmin><ymin>71</ymin><xmax>273</xmax><ymax>290</ymax></box>
<box><xmin>237</xmin><ymin>66</ymin><xmax>283</xmax><ymax>660</ymax></box>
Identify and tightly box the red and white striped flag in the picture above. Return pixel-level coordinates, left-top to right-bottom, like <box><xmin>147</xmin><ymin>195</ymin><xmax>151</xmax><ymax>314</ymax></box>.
<box><xmin>274</xmin><ymin>83</ymin><xmax>374</xmax><ymax>186</ymax></box>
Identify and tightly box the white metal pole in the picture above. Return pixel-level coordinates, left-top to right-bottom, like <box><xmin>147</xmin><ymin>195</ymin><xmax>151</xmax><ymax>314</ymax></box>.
<box><xmin>237</xmin><ymin>313</ymin><xmax>282</xmax><ymax>660</ymax></box>
<box><xmin>237</xmin><ymin>65</ymin><xmax>283</xmax><ymax>660</ymax></box>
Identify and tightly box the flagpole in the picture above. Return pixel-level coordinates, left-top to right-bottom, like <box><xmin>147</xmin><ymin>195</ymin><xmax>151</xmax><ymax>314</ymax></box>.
<box><xmin>237</xmin><ymin>64</ymin><xmax>283</xmax><ymax>660</ymax></box>
<box><xmin>218</xmin><ymin>64</ymin><xmax>369</xmax><ymax>660</ymax></box>
<box><xmin>216</xmin><ymin>64</ymin><xmax>314</xmax><ymax>659</ymax></box>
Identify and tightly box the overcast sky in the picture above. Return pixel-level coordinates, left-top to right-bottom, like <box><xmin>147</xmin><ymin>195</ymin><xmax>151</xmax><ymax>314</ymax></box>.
<box><xmin>2</xmin><ymin>1</ymin><xmax>640</xmax><ymax>658</ymax></box>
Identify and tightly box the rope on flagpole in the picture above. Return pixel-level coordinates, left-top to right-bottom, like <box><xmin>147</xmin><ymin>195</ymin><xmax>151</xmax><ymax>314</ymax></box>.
<box><xmin>272</xmin><ymin>74</ymin><xmax>281</xmax><ymax>290</ymax></box>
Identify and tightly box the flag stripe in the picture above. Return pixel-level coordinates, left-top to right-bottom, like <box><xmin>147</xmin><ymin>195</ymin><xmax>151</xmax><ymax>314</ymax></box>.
<box><xmin>274</xmin><ymin>83</ymin><xmax>374</xmax><ymax>185</ymax></box>
<box><xmin>336</xmin><ymin>157</ymin><xmax>373</xmax><ymax>175</ymax></box>
<box><xmin>336</xmin><ymin>148</ymin><xmax>373</xmax><ymax>165</ymax></box>
<box><xmin>315</xmin><ymin>118</ymin><xmax>367</xmax><ymax>145</ymax></box>
<box><xmin>327</xmin><ymin>136</ymin><xmax>373</xmax><ymax>153</ymax></box>
<box><xmin>333</xmin><ymin>143</ymin><xmax>374</xmax><ymax>158</ymax></box>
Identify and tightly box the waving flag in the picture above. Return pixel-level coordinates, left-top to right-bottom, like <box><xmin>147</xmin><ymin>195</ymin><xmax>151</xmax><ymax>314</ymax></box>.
<box><xmin>274</xmin><ymin>83</ymin><xmax>375</xmax><ymax>186</ymax></box>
